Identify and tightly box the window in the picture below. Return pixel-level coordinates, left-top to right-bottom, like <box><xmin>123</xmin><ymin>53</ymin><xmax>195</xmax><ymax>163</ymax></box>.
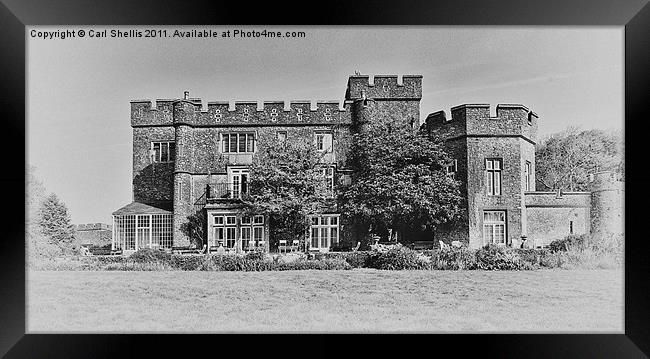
<box><xmin>211</xmin><ymin>215</ymin><xmax>226</xmax><ymax>247</ymax></box>
<box><xmin>241</xmin><ymin>216</ymin><xmax>251</xmax><ymax>225</ymax></box>
<box><xmin>253</xmin><ymin>226</ymin><xmax>264</xmax><ymax>243</ymax></box>
<box><xmin>151</xmin><ymin>141</ymin><xmax>175</xmax><ymax>162</ymax></box>
<box><xmin>229</xmin><ymin>168</ymin><xmax>249</xmax><ymax>198</ymax></box>
<box><xmin>136</xmin><ymin>215</ymin><xmax>151</xmax><ymax>250</ymax></box>
<box><xmin>320</xmin><ymin>166</ymin><xmax>335</xmax><ymax>193</ymax></box>
<box><xmin>309</xmin><ymin>215</ymin><xmax>340</xmax><ymax>251</ymax></box>
<box><xmin>253</xmin><ymin>215</ymin><xmax>264</xmax><ymax>225</ymax></box>
<box><xmin>525</xmin><ymin>161</ymin><xmax>532</xmax><ymax>191</ymax></box>
<box><xmin>569</xmin><ymin>221</ymin><xmax>574</xmax><ymax>235</ymax></box>
<box><xmin>222</xmin><ymin>133</ymin><xmax>255</xmax><ymax>153</ymax></box>
<box><xmin>483</xmin><ymin>211</ymin><xmax>506</xmax><ymax>245</ymax></box>
<box><xmin>112</xmin><ymin>214</ymin><xmax>173</xmax><ymax>251</ymax></box>
<box><xmin>277</xmin><ymin>131</ymin><xmax>287</xmax><ymax>142</ymax></box>
<box><xmin>446</xmin><ymin>159</ymin><xmax>458</xmax><ymax>180</ymax></box>
<box><xmin>485</xmin><ymin>159</ymin><xmax>502</xmax><ymax>196</ymax></box>
<box><xmin>226</xmin><ymin>216</ymin><xmax>237</xmax><ymax>225</ymax></box>
<box><xmin>225</xmin><ymin>227</ymin><xmax>237</xmax><ymax>248</ymax></box>
<box><xmin>241</xmin><ymin>227</ymin><xmax>251</xmax><ymax>249</ymax></box>
<box><xmin>315</xmin><ymin>132</ymin><xmax>333</xmax><ymax>153</ymax></box>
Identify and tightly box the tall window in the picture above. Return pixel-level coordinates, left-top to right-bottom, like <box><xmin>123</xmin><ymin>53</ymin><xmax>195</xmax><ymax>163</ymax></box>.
<box><xmin>212</xmin><ymin>215</ymin><xmax>225</xmax><ymax>247</ymax></box>
<box><xmin>446</xmin><ymin>159</ymin><xmax>458</xmax><ymax>180</ymax></box>
<box><xmin>253</xmin><ymin>215</ymin><xmax>264</xmax><ymax>248</ymax></box>
<box><xmin>277</xmin><ymin>131</ymin><xmax>287</xmax><ymax>143</ymax></box>
<box><xmin>525</xmin><ymin>161</ymin><xmax>532</xmax><ymax>191</ymax></box>
<box><xmin>222</xmin><ymin>133</ymin><xmax>255</xmax><ymax>153</ymax></box>
<box><xmin>483</xmin><ymin>211</ymin><xmax>506</xmax><ymax>245</ymax></box>
<box><xmin>241</xmin><ymin>227</ymin><xmax>251</xmax><ymax>250</ymax></box>
<box><xmin>309</xmin><ymin>215</ymin><xmax>339</xmax><ymax>251</ymax></box>
<box><xmin>320</xmin><ymin>166</ymin><xmax>335</xmax><ymax>193</ymax></box>
<box><xmin>136</xmin><ymin>215</ymin><xmax>151</xmax><ymax>250</ymax></box>
<box><xmin>485</xmin><ymin>159</ymin><xmax>502</xmax><ymax>196</ymax></box>
<box><xmin>151</xmin><ymin>141</ymin><xmax>175</xmax><ymax>162</ymax></box>
<box><xmin>315</xmin><ymin>132</ymin><xmax>333</xmax><ymax>153</ymax></box>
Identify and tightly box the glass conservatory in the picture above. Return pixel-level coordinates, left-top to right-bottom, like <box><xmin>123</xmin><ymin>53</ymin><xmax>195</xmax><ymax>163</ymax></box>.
<box><xmin>112</xmin><ymin>202</ymin><xmax>173</xmax><ymax>251</ymax></box>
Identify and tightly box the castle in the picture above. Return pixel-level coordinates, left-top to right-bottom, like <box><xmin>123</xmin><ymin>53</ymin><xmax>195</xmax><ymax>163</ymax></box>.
<box><xmin>111</xmin><ymin>74</ymin><xmax>623</xmax><ymax>253</ymax></box>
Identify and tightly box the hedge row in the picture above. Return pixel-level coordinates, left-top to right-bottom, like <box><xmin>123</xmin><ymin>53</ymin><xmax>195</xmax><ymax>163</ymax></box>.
<box><xmin>33</xmin><ymin>238</ymin><xmax>621</xmax><ymax>271</ymax></box>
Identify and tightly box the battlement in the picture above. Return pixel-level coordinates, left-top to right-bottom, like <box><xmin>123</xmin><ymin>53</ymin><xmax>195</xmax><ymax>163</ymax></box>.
<box><xmin>425</xmin><ymin>103</ymin><xmax>539</xmax><ymax>143</ymax></box>
<box><xmin>75</xmin><ymin>223</ymin><xmax>112</xmax><ymax>231</ymax></box>
<box><xmin>131</xmin><ymin>97</ymin><xmax>350</xmax><ymax>127</ymax></box>
<box><xmin>345</xmin><ymin>74</ymin><xmax>422</xmax><ymax>100</ymax></box>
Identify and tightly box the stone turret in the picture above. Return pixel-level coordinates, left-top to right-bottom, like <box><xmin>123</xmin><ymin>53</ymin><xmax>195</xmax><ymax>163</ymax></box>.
<box><xmin>589</xmin><ymin>171</ymin><xmax>624</xmax><ymax>240</ymax></box>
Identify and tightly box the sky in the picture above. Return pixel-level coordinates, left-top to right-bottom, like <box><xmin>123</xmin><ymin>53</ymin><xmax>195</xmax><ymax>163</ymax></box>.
<box><xmin>27</xmin><ymin>26</ymin><xmax>624</xmax><ymax>224</ymax></box>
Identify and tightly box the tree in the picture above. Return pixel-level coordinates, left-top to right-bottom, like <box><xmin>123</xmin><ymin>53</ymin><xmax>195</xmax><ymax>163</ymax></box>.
<box><xmin>535</xmin><ymin>127</ymin><xmax>623</xmax><ymax>191</ymax></box>
<box><xmin>339</xmin><ymin>117</ymin><xmax>462</xmax><ymax>243</ymax></box>
<box><xmin>243</xmin><ymin>135</ymin><xmax>332</xmax><ymax>248</ymax></box>
<box><xmin>181</xmin><ymin>210</ymin><xmax>206</xmax><ymax>249</ymax></box>
<box><xmin>38</xmin><ymin>193</ymin><xmax>76</xmax><ymax>255</ymax></box>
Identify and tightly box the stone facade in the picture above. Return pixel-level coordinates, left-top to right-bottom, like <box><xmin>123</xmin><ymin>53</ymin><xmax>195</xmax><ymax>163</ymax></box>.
<box><xmin>119</xmin><ymin>74</ymin><xmax>623</xmax><ymax>251</ymax></box>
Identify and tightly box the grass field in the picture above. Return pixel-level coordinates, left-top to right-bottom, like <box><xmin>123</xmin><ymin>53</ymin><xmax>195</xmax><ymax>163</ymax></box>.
<box><xmin>27</xmin><ymin>269</ymin><xmax>623</xmax><ymax>333</ymax></box>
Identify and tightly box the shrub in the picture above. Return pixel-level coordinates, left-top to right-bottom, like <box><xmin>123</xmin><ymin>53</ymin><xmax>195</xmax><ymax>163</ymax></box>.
<box><xmin>244</xmin><ymin>250</ymin><xmax>267</xmax><ymax>261</ymax></box>
<box><xmin>170</xmin><ymin>255</ymin><xmax>206</xmax><ymax>271</ymax></box>
<box><xmin>313</xmin><ymin>251</ymin><xmax>372</xmax><ymax>268</ymax></box>
<box><xmin>368</xmin><ymin>244</ymin><xmax>431</xmax><ymax>270</ymax></box>
<box><xmin>474</xmin><ymin>244</ymin><xmax>533</xmax><ymax>270</ymax></box>
<box><xmin>513</xmin><ymin>249</ymin><xmax>542</xmax><ymax>268</ymax></box>
<box><xmin>432</xmin><ymin>247</ymin><xmax>476</xmax><ymax>270</ymax></box>
<box><xmin>330</xmin><ymin>243</ymin><xmax>353</xmax><ymax>252</ymax></box>
<box><xmin>548</xmin><ymin>234</ymin><xmax>586</xmax><ymax>252</ymax></box>
<box><xmin>275</xmin><ymin>258</ymin><xmax>351</xmax><ymax>271</ymax></box>
<box><xmin>544</xmin><ymin>233</ymin><xmax>622</xmax><ymax>269</ymax></box>
<box><xmin>129</xmin><ymin>248</ymin><xmax>172</xmax><ymax>264</ymax></box>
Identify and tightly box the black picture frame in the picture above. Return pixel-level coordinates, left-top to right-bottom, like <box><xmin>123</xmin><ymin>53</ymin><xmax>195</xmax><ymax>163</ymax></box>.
<box><xmin>1</xmin><ymin>0</ymin><xmax>647</xmax><ymax>357</ymax></box>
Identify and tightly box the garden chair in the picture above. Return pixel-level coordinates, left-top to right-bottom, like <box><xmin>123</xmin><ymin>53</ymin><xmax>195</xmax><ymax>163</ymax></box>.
<box><xmin>258</xmin><ymin>240</ymin><xmax>265</xmax><ymax>251</ymax></box>
<box><xmin>439</xmin><ymin>241</ymin><xmax>450</xmax><ymax>250</ymax></box>
<box><xmin>290</xmin><ymin>240</ymin><xmax>299</xmax><ymax>252</ymax></box>
<box><xmin>279</xmin><ymin>240</ymin><xmax>288</xmax><ymax>254</ymax></box>
<box><xmin>352</xmin><ymin>242</ymin><xmax>361</xmax><ymax>252</ymax></box>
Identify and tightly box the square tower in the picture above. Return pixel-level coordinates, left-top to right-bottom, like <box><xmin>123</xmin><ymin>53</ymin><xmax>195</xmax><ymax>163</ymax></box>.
<box><xmin>425</xmin><ymin>104</ymin><xmax>539</xmax><ymax>248</ymax></box>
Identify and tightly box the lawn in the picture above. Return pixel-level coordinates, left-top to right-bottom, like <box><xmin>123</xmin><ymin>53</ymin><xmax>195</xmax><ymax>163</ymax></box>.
<box><xmin>27</xmin><ymin>269</ymin><xmax>623</xmax><ymax>333</ymax></box>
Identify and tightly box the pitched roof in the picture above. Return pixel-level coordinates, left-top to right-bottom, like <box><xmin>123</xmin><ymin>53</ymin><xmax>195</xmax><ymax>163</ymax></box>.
<box><xmin>112</xmin><ymin>202</ymin><xmax>172</xmax><ymax>216</ymax></box>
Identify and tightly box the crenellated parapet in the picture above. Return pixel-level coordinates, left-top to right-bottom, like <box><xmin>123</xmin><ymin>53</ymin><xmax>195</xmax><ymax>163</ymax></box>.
<box><xmin>424</xmin><ymin>103</ymin><xmax>539</xmax><ymax>144</ymax></box>
<box><xmin>345</xmin><ymin>74</ymin><xmax>422</xmax><ymax>100</ymax></box>
<box><xmin>131</xmin><ymin>98</ymin><xmax>351</xmax><ymax>127</ymax></box>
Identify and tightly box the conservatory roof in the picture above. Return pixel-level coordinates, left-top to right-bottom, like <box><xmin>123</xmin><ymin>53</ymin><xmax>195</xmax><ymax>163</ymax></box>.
<box><xmin>112</xmin><ymin>201</ymin><xmax>173</xmax><ymax>216</ymax></box>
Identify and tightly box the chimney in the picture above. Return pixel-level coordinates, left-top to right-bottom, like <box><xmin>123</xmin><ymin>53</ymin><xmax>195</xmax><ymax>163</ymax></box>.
<box><xmin>183</xmin><ymin>91</ymin><xmax>189</xmax><ymax>100</ymax></box>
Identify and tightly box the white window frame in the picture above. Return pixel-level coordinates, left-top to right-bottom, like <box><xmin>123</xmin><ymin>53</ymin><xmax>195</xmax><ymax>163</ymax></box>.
<box><xmin>240</xmin><ymin>226</ymin><xmax>252</xmax><ymax>250</ymax></box>
<box><xmin>525</xmin><ymin>161</ymin><xmax>532</xmax><ymax>191</ymax></box>
<box><xmin>320</xmin><ymin>166</ymin><xmax>335</xmax><ymax>194</ymax></box>
<box><xmin>486</xmin><ymin>158</ymin><xmax>502</xmax><ymax>196</ymax></box>
<box><xmin>314</xmin><ymin>132</ymin><xmax>333</xmax><ymax>153</ymax></box>
<box><xmin>222</xmin><ymin>133</ymin><xmax>255</xmax><ymax>154</ymax></box>
<box><xmin>253</xmin><ymin>215</ymin><xmax>264</xmax><ymax>225</ymax></box>
<box><xmin>446</xmin><ymin>159</ymin><xmax>458</xmax><ymax>180</ymax></box>
<box><xmin>308</xmin><ymin>215</ymin><xmax>340</xmax><ymax>251</ymax></box>
<box><xmin>253</xmin><ymin>226</ymin><xmax>264</xmax><ymax>243</ymax></box>
<box><xmin>483</xmin><ymin>211</ymin><xmax>506</xmax><ymax>245</ymax></box>
<box><xmin>135</xmin><ymin>214</ymin><xmax>152</xmax><ymax>250</ymax></box>
<box><xmin>151</xmin><ymin>141</ymin><xmax>176</xmax><ymax>163</ymax></box>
